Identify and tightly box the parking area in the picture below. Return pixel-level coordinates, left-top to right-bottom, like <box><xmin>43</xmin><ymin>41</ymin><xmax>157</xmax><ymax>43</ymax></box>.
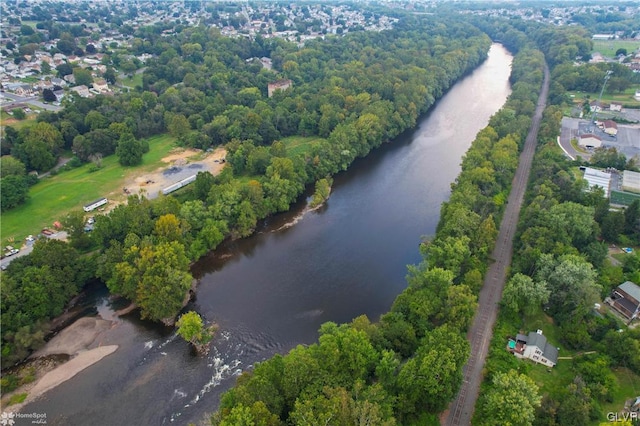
<box><xmin>561</xmin><ymin>117</ymin><xmax>640</xmax><ymax>159</ymax></box>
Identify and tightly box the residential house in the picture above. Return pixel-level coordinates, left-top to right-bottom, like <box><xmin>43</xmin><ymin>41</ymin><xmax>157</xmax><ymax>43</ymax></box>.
<box><xmin>579</xmin><ymin>133</ymin><xmax>602</xmax><ymax>148</ymax></box>
<box><xmin>507</xmin><ymin>330</ymin><xmax>559</xmax><ymax>367</ymax></box>
<box><xmin>609</xmin><ymin>281</ymin><xmax>640</xmax><ymax>321</ymax></box>
<box><xmin>92</xmin><ymin>78</ymin><xmax>109</xmax><ymax>93</ymax></box>
<box><xmin>268</xmin><ymin>79</ymin><xmax>293</xmax><ymax>97</ymax></box>
<box><xmin>610</xmin><ymin>102</ymin><xmax>622</xmax><ymax>112</ymax></box>
<box><xmin>70</xmin><ymin>85</ymin><xmax>91</xmax><ymax>98</ymax></box>
<box><xmin>14</xmin><ymin>84</ymin><xmax>34</xmax><ymax>97</ymax></box>
<box><xmin>53</xmin><ymin>90</ymin><xmax>65</xmax><ymax>103</ymax></box>
<box><xmin>589</xmin><ymin>101</ymin><xmax>602</xmax><ymax>112</ymax></box>
<box><xmin>51</xmin><ymin>77</ymin><xmax>66</xmax><ymax>87</ymax></box>
<box><xmin>603</xmin><ymin>120</ymin><xmax>618</xmax><ymax>136</ymax></box>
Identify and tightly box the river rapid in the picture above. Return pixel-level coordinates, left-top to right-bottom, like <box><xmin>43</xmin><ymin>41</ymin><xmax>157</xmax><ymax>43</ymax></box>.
<box><xmin>22</xmin><ymin>44</ymin><xmax>513</xmax><ymax>426</ymax></box>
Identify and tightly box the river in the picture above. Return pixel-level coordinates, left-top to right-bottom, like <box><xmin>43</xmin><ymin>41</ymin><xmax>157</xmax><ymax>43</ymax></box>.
<box><xmin>22</xmin><ymin>44</ymin><xmax>512</xmax><ymax>426</ymax></box>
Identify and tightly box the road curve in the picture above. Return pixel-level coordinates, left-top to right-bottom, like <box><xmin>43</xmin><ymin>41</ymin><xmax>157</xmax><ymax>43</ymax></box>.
<box><xmin>442</xmin><ymin>62</ymin><xmax>550</xmax><ymax>426</ymax></box>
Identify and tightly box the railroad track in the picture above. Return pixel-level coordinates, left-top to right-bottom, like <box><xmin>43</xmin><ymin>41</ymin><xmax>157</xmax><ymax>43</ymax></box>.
<box><xmin>444</xmin><ymin>62</ymin><xmax>550</xmax><ymax>426</ymax></box>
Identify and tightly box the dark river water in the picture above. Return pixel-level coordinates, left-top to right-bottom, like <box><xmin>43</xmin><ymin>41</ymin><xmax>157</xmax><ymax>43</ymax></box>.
<box><xmin>23</xmin><ymin>44</ymin><xmax>512</xmax><ymax>426</ymax></box>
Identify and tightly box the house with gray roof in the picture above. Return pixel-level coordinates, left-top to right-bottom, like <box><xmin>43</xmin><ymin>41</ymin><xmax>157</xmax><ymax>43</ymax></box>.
<box><xmin>507</xmin><ymin>330</ymin><xmax>558</xmax><ymax>367</ymax></box>
<box><xmin>610</xmin><ymin>281</ymin><xmax>640</xmax><ymax>321</ymax></box>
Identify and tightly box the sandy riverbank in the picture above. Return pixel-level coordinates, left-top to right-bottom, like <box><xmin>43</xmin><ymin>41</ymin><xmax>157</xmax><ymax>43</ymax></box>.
<box><xmin>1</xmin><ymin>317</ymin><xmax>119</xmax><ymax>414</ymax></box>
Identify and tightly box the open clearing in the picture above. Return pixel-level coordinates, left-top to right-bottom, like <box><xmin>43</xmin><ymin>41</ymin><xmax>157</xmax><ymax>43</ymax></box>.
<box><xmin>1</xmin><ymin>134</ymin><xmax>225</xmax><ymax>244</ymax></box>
<box><xmin>281</xmin><ymin>135</ymin><xmax>326</xmax><ymax>157</ymax></box>
<box><xmin>592</xmin><ymin>39</ymin><xmax>640</xmax><ymax>58</ymax></box>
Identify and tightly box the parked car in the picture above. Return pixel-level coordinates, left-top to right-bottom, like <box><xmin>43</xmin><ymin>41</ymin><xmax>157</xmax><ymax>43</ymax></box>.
<box><xmin>4</xmin><ymin>246</ymin><xmax>19</xmax><ymax>256</ymax></box>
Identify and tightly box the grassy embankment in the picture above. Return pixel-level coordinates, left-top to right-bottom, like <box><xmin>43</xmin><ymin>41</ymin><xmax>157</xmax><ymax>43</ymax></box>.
<box><xmin>592</xmin><ymin>39</ymin><xmax>640</xmax><ymax>58</ymax></box>
<box><xmin>1</xmin><ymin>134</ymin><xmax>177</xmax><ymax>245</ymax></box>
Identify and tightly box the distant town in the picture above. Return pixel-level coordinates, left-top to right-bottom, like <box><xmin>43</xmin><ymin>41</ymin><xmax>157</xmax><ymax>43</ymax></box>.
<box><xmin>0</xmin><ymin>1</ymin><xmax>398</xmax><ymax>111</ymax></box>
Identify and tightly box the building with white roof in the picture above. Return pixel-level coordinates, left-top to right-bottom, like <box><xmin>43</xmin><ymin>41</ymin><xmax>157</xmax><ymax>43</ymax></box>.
<box><xmin>583</xmin><ymin>167</ymin><xmax>611</xmax><ymax>197</ymax></box>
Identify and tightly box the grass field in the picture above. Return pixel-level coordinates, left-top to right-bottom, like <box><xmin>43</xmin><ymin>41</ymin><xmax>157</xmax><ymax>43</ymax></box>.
<box><xmin>121</xmin><ymin>73</ymin><xmax>143</xmax><ymax>89</ymax></box>
<box><xmin>601</xmin><ymin>367</ymin><xmax>640</xmax><ymax>421</ymax></box>
<box><xmin>567</xmin><ymin>87</ymin><xmax>640</xmax><ymax>108</ymax></box>
<box><xmin>0</xmin><ymin>112</ymin><xmax>37</xmax><ymax>130</ymax></box>
<box><xmin>1</xmin><ymin>134</ymin><xmax>177</xmax><ymax>244</ymax></box>
<box><xmin>281</xmin><ymin>135</ymin><xmax>326</xmax><ymax>157</ymax></box>
<box><xmin>592</xmin><ymin>39</ymin><xmax>640</xmax><ymax>58</ymax></box>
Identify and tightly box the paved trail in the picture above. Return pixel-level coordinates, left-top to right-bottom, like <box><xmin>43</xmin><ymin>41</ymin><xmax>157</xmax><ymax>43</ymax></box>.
<box><xmin>443</xmin><ymin>62</ymin><xmax>550</xmax><ymax>426</ymax></box>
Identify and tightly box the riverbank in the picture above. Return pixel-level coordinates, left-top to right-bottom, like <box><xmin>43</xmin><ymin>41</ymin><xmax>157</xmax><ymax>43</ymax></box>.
<box><xmin>1</xmin><ymin>317</ymin><xmax>118</xmax><ymax>413</ymax></box>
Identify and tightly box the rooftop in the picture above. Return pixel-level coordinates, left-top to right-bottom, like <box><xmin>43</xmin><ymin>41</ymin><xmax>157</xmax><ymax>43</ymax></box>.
<box><xmin>619</xmin><ymin>281</ymin><xmax>640</xmax><ymax>303</ymax></box>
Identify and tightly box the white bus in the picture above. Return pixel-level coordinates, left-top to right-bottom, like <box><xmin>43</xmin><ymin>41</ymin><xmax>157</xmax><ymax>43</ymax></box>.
<box><xmin>83</xmin><ymin>197</ymin><xmax>108</xmax><ymax>212</ymax></box>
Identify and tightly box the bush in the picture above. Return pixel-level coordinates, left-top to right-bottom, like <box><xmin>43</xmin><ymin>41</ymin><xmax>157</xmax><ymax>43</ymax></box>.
<box><xmin>0</xmin><ymin>374</ymin><xmax>20</xmax><ymax>393</ymax></box>
<box><xmin>67</xmin><ymin>157</ymin><xmax>83</xmax><ymax>168</ymax></box>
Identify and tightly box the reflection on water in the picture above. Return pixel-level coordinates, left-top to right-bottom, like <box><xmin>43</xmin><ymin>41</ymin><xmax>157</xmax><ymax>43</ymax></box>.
<box><xmin>23</xmin><ymin>44</ymin><xmax>513</xmax><ymax>426</ymax></box>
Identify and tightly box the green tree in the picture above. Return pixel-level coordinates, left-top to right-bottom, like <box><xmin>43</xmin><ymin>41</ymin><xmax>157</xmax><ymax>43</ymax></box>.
<box><xmin>0</xmin><ymin>175</ymin><xmax>29</xmax><ymax>211</ymax></box>
<box><xmin>65</xmin><ymin>210</ymin><xmax>92</xmax><ymax>249</ymax></box>
<box><xmin>135</xmin><ymin>241</ymin><xmax>192</xmax><ymax>321</ymax></box>
<box><xmin>536</xmin><ymin>254</ymin><xmax>600</xmax><ymax>321</ymax></box>
<box><xmin>154</xmin><ymin>214</ymin><xmax>183</xmax><ymax>242</ymax></box>
<box><xmin>167</xmin><ymin>114</ymin><xmax>191</xmax><ymax>141</ymax></box>
<box><xmin>502</xmin><ymin>273</ymin><xmax>550</xmax><ymax>316</ymax></box>
<box><xmin>479</xmin><ymin>371</ymin><xmax>541</xmax><ymax>426</ymax></box>
<box><xmin>11</xmin><ymin>108</ymin><xmax>26</xmax><ymax>120</ymax></box>
<box><xmin>176</xmin><ymin>311</ymin><xmax>215</xmax><ymax>354</ymax></box>
<box><xmin>116</xmin><ymin>133</ymin><xmax>144</xmax><ymax>166</ymax></box>
<box><xmin>397</xmin><ymin>326</ymin><xmax>469</xmax><ymax>415</ymax></box>
<box><xmin>0</xmin><ymin>156</ymin><xmax>26</xmax><ymax>177</ymax></box>
<box><xmin>309</xmin><ymin>178</ymin><xmax>332</xmax><ymax>208</ymax></box>
<box><xmin>42</xmin><ymin>88</ymin><xmax>57</xmax><ymax>103</ymax></box>
<box><xmin>73</xmin><ymin>67</ymin><xmax>93</xmax><ymax>87</ymax></box>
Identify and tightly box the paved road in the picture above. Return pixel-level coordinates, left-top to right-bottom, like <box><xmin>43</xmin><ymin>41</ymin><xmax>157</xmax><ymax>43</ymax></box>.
<box><xmin>0</xmin><ymin>231</ymin><xmax>68</xmax><ymax>270</ymax></box>
<box><xmin>1</xmin><ymin>92</ymin><xmax>62</xmax><ymax>112</ymax></box>
<box><xmin>443</xmin><ymin>62</ymin><xmax>550</xmax><ymax>426</ymax></box>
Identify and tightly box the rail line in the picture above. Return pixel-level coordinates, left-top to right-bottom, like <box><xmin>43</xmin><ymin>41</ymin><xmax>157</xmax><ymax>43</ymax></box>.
<box><xmin>443</xmin><ymin>62</ymin><xmax>550</xmax><ymax>426</ymax></box>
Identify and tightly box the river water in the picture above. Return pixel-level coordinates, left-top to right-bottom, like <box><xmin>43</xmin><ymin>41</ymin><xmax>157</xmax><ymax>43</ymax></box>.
<box><xmin>22</xmin><ymin>44</ymin><xmax>512</xmax><ymax>426</ymax></box>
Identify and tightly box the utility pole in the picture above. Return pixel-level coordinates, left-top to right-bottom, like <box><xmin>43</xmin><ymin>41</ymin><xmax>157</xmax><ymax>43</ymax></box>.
<box><xmin>591</xmin><ymin>70</ymin><xmax>613</xmax><ymax>125</ymax></box>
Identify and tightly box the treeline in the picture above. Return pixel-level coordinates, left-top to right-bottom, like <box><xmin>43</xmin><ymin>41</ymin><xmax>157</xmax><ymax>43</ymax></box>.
<box><xmin>1</xmin><ymin>17</ymin><xmax>490</xmax><ymax>212</ymax></box>
<box><xmin>0</xmin><ymin>240</ymin><xmax>94</xmax><ymax>367</ymax></box>
<box><xmin>210</xmin><ymin>22</ymin><xmax>549</xmax><ymax>426</ymax></box>
<box><xmin>474</xmin><ymin>21</ymin><xmax>640</xmax><ymax>426</ymax></box>
<box><xmin>0</xmin><ymin>16</ymin><xmax>492</xmax><ymax>368</ymax></box>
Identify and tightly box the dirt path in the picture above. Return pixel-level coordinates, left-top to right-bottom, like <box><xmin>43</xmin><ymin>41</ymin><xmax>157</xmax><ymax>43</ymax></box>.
<box><xmin>121</xmin><ymin>147</ymin><xmax>226</xmax><ymax>200</ymax></box>
<box><xmin>442</xmin><ymin>62</ymin><xmax>550</xmax><ymax>426</ymax></box>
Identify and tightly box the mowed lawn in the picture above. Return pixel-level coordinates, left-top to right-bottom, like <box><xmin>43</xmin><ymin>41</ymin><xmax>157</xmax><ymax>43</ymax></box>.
<box><xmin>592</xmin><ymin>39</ymin><xmax>640</xmax><ymax>58</ymax></box>
<box><xmin>567</xmin><ymin>87</ymin><xmax>640</xmax><ymax>108</ymax></box>
<box><xmin>1</xmin><ymin>134</ymin><xmax>177</xmax><ymax>244</ymax></box>
<box><xmin>281</xmin><ymin>135</ymin><xmax>327</xmax><ymax>158</ymax></box>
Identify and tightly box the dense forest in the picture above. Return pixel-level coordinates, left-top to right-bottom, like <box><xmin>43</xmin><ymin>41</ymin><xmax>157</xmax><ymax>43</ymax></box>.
<box><xmin>1</xmin><ymin>15</ymin><xmax>493</xmax><ymax>369</ymax></box>
<box><xmin>209</xmin><ymin>17</ymin><xmax>550</xmax><ymax>426</ymax></box>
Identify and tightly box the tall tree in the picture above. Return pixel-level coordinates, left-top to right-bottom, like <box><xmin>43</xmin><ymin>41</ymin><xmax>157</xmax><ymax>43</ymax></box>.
<box><xmin>478</xmin><ymin>371</ymin><xmax>541</xmax><ymax>426</ymax></box>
